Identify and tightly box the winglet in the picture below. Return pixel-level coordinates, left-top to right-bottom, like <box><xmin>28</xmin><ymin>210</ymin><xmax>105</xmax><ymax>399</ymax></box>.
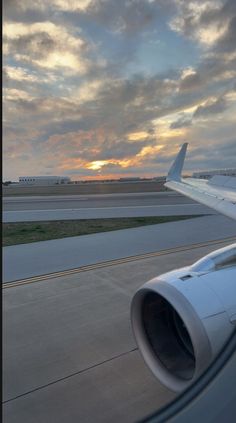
<box><xmin>166</xmin><ymin>143</ymin><xmax>188</xmax><ymax>182</ymax></box>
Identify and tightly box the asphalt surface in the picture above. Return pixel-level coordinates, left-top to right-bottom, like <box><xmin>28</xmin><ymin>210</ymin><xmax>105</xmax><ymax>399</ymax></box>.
<box><xmin>3</xmin><ymin>192</ymin><xmax>212</xmax><ymax>222</ymax></box>
<box><xmin>3</xmin><ymin>238</ymin><xmax>233</xmax><ymax>423</ymax></box>
<box><xmin>3</xmin><ymin>204</ymin><xmax>211</xmax><ymax>222</ymax></box>
<box><xmin>3</xmin><ymin>192</ymin><xmax>196</xmax><ymax>211</ymax></box>
<box><xmin>3</xmin><ymin>215</ymin><xmax>236</xmax><ymax>282</ymax></box>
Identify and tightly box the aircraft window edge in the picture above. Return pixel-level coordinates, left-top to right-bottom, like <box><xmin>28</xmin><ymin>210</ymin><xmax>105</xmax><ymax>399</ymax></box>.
<box><xmin>140</xmin><ymin>328</ymin><xmax>236</xmax><ymax>423</ymax></box>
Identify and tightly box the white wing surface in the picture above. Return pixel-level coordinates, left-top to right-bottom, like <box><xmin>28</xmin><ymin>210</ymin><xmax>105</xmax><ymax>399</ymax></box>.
<box><xmin>165</xmin><ymin>143</ymin><xmax>236</xmax><ymax>220</ymax></box>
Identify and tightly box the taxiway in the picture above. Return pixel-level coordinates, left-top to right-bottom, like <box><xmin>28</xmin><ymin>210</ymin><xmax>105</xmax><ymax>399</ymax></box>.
<box><xmin>3</xmin><ymin>238</ymin><xmax>234</xmax><ymax>423</ymax></box>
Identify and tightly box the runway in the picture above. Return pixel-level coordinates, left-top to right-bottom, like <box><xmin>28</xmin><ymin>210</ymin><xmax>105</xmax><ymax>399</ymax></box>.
<box><xmin>3</xmin><ymin>192</ymin><xmax>195</xmax><ymax>211</ymax></box>
<box><xmin>3</xmin><ymin>238</ymin><xmax>233</xmax><ymax>423</ymax></box>
<box><xmin>3</xmin><ymin>192</ymin><xmax>212</xmax><ymax>222</ymax></box>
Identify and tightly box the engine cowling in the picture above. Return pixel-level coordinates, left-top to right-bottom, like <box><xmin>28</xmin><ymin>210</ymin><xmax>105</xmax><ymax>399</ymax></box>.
<box><xmin>131</xmin><ymin>244</ymin><xmax>236</xmax><ymax>392</ymax></box>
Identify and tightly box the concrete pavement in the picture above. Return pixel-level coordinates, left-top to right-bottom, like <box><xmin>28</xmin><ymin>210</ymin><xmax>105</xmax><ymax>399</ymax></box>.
<box><xmin>3</xmin><ymin>192</ymin><xmax>210</xmax><ymax>222</ymax></box>
<box><xmin>3</xmin><ymin>239</ymin><xmax>233</xmax><ymax>423</ymax></box>
<box><xmin>3</xmin><ymin>203</ymin><xmax>211</xmax><ymax>222</ymax></box>
<box><xmin>3</xmin><ymin>192</ymin><xmax>191</xmax><ymax>210</ymax></box>
<box><xmin>3</xmin><ymin>215</ymin><xmax>236</xmax><ymax>282</ymax></box>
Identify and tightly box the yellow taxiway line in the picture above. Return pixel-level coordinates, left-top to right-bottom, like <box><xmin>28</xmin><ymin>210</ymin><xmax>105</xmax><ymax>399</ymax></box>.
<box><xmin>3</xmin><ymin>236</ymin><xmax>236</xmax><ymax>289</ymax></box>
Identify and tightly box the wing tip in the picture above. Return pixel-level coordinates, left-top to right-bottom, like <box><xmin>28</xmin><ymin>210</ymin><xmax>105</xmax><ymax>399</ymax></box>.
<box><xmin>166</xmin><ymin>143</ymin><xmax>188</xmax><ymax>182</ymax></box>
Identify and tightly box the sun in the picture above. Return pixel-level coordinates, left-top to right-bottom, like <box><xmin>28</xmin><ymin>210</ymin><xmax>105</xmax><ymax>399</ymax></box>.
<box><xmin>87</xmin><ymin>160</ymin><xmax>108</xmax><ymax>171</ymax></box>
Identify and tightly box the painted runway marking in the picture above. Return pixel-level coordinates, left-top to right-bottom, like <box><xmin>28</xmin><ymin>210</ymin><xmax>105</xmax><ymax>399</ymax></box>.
<box><xmin>3</xmin><ymin>204</ymin><xmax>201</xmax><ymax>213</ymax></box>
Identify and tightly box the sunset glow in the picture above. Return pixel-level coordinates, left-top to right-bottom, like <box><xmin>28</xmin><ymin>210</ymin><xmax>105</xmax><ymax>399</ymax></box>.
<box><xmin>3</xmin><ymin>0</ymin><xmax>236</xmax><ymax>181</ymax></box>
<box><xmin>87</xmin><ymin>161</ymin><xmax>109</xmax><ymax>171</ymax></box>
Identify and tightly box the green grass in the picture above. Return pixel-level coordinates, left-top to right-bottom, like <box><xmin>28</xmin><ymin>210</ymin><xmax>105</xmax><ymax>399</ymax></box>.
<box><xmin>2</xmin><ymin>216</ymin><xmax>201</xmax><ymax>246</ymax></box>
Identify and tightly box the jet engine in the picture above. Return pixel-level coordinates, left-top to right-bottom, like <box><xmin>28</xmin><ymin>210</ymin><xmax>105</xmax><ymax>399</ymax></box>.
<box><xmin>131</xmin><ymin>244</ymin><xmax>236</xmax><ymax>392</ymax></box>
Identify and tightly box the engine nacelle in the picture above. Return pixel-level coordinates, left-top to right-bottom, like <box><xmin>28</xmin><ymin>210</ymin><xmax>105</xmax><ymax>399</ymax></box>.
<box><xmin>131</xmin><ymin>244</ymin><xmax>236</xmax><ymax>392</ymax></box>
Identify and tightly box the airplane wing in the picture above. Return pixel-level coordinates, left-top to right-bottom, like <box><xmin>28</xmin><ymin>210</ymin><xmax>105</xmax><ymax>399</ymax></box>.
<box><xmin>165</xmin><ymin>143</ymin><xmax>236</xmax><ymax>221</ymax></box>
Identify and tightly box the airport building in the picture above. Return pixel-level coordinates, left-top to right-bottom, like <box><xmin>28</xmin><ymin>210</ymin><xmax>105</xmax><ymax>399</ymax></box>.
<box><xmin>192</xmin><ymin>169</ymin><xmax>236</xmax><ymax>179</ymax></box>
<box><xmin>19</xmin><ymin>176</ymin><xmax>71</xmax><ymax>185</ymax></box>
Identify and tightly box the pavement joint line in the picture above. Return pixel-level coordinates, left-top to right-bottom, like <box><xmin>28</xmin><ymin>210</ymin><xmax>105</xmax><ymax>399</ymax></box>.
<box><xmin>2</xmin><ymin>347</ymin><xmax>138</xmax><ymax>404</ymax></box>
<box><xmin>2</xmin><ymin>192</ymin><xmax>182</xmax><ymax>201</ymax></box>
<box><xmin>3</xmin><ymin>236</ymin><xmax>236</xmax><ymax>289</ymax></box>
<box><xmin>3</xmin><ymin>203</ymin><xmax>199</xmax><ymax>213</ymax></box>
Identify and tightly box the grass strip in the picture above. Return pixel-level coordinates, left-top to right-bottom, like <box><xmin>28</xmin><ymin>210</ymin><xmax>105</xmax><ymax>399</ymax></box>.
<box><xmin>3</xmin><ymin>215</ymin><xmax>201</xmax><ymax>246</ymax></box>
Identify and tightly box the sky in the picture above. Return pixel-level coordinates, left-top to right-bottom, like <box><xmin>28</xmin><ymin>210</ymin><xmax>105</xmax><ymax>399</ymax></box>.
<box><xmin>3</xmin><ymin>0</ymin><xmax>236</xmax><ymax>181</ymax></box>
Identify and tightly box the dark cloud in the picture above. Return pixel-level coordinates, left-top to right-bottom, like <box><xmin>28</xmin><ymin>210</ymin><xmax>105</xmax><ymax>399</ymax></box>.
<box><xmin>185</xmin><ymin>138</ymin><xmax>236</xmax><ymax>171</ymax></box>
<box><xmin>215</xmin><ymin>15</ymin><xmax>236</xmax><ymax>53</ymax></box>
<box><xmin>3</xmin><ymin>0</ymin><xmax>175</xmax><ymax>34</ymax></box>
<box><xmin>81</xmin><ymin>0</ymin><xmax>174</xmax><ymax>35</ymax></box>
<box><xmin>179</xmin><ymin>72</ymin><xmax>202</xmax><ymax>91</ymax></box>
<box><xmin>176</xmin><ymin>54</ymin><xmax>236</xmax><ymax>98</ymax></box>
<box><xmin>199</xmin><ymin>0</ymin><xmax>236</xmax><ymax>27</ymax></box>
<box><xmin>170</xmin><ymin>115</ymin><xmax>192</xmax><ymax>129</ymax></box>
<box><xmin>87</xmin><ymin>0</ymin><xmax>153</xmax><ymax>33</ymax></box>
<box><xmin>149</xmin><ymin>153</ymin><xmax>176</xmax><ymax>165</ymax></box>
<box><xmin>3</xmin><ymin>0</ymin><xmax>48</xmax><ymax>23</ymax></box>
<box><xmin>4</xmin><ymin>48</ymin><xmax>234</xmax><ymax>158</ymax></box>
<box><xmin>3</xmin><ymin>26</ymin><xmax>89</xmax><ymax>73</ymax></box>
<box><xmin>198</xmin><ymin>54</ymin><xmax>236</xmax><ymax>82</ymax></box>
<box><xmin>85</xmin><ymin>75</ymin><xmax>178</xmax><ymax>134</ymax></box>
<box><xmin>172</xmin><ymin>0</ymin><xmax>236</xmax><ymax>56</ymax></box>
<box><xmin>99</xmin><ymin>138</ymin><xmax>155</xmax><ymax>160</ymax></box>
<box><xmin>193</xmin><ymin>97</ymin><xmax>227</xmax><ymax>118</ymax></box>
<box><xmin>4</xmin><ymin>62</ymin><xmax>232</xmax><ymax>157</ymax></box>
<box><xmin>8</xmin><ymin>32</ymin><xmax>56</xmax><ymax>60</ymax></box>
<box><xmin>43</xmin><ymin>130</ymin><xmax>156</xmax><ymax>163</ymax></box>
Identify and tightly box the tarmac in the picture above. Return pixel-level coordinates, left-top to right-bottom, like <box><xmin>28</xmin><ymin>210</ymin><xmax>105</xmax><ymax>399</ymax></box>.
<box><xmin>3</xmin><ymin>192</ymin><xmax>210</xmax><ymax>222</ymax></box>
<box><xmin>3</xmin><ymin>204</ymin><xmax>209</xmax><ymax>222</ymax></box>
<box><xmin>3</xmin><ymin>237</ymin><xmax>234</xmax><ymax>423</ymax></box>
<box><xmin>3</xmin><ymin>215</ymin><xmax>236</xmax><ymax>282</ymax></box>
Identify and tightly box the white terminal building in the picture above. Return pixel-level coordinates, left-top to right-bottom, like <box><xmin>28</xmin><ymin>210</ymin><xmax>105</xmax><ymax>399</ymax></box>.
<box><xmin>19</xmin><ymin>176</ymin><xmax>71</xmax><ymax>185</ymax></box>
<box><xmin>192</xmin><ymin>168</ymin><xmax>236</xmax><ymax>179</ymax></box>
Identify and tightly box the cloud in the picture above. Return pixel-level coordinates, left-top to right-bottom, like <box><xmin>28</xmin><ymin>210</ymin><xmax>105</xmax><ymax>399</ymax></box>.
<box><xmin>3</xmin><ymin>0</ymin><xmax>236</xmax><ymax>180</ymax></box>
<box><xmin>170</xmin><ymin>115</ymin><xmax>192</xmax><ymax>129</ymax></box>
<box><xmin>41</xmin><ymin>129</ymin><xmax>156</xmax><ymax>165</ymax></box>
<box><xmin>193</xmin><ymin>96</ymin><xmax>227</xmax><ymax>118</ymax></box>
<box><xmin>185</xmin><ymin>138</ymin><xmax>236</xmax><ymax>171</ymax></box>
<box><xmin>3</xmin><ymin>0</ymin><xmax>92</xmax><ymax>23</ymax></box>
<box><xmin>170</xmin><ymin>0</ymin><xmax>236</xmax><ymax>63</ymax></box>
<box><xmin>215</xmin><ymin>15</ymin><xmax>236</xmax><ymax>53</ymax></box>
<box><xmin>81</xmin><ymin>0</ymin><xmax>173</xmax><ymax>35</ymax></box>
<box><xmin>3</xmin><ymin>0</ymin><xmax>48</xmax><ymax>23</ymax></box>
<box><xmin>3</xmin><ymin>21</ymin><xmax>90</xmax><ymax>73</ymax></box>
<box><xmin>179</xmin><ymin>70</ymin><xmax>202</xmax><ymax>91</ymax></box>
<box><xmin>170</xmin><ymin>1</ymin><xmax>230</xmax><ymax>45</ymax></box>
<box><xmin>3</xmin><ymin>62</ymin><xmax>233</xmax><ymax>179</ymax></box>
<box><xmin>3</xmin><ymin>66</ymin><xmax>39</xmax><ymax>83</ymax></box>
